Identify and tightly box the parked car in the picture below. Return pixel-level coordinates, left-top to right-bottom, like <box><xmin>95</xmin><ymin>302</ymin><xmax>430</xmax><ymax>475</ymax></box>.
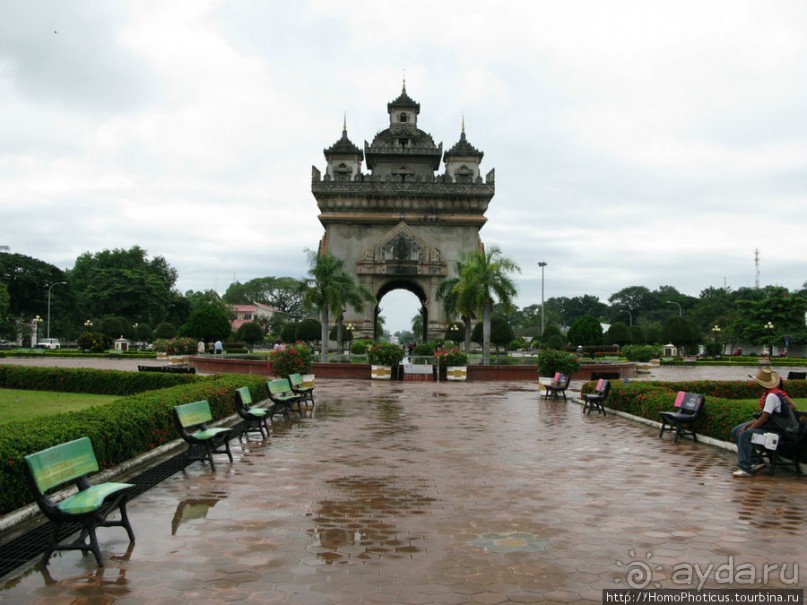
<box><xmin>36</xmin><ymin>338</ymin><xmax>61</xmax><ymax>350</ymax></box>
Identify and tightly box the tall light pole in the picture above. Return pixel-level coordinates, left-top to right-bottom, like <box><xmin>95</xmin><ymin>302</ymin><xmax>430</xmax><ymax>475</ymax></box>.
<box><xmin>537</xmin><ymin>261</ymin><xmax>547</xmax><ymax>338</ymax></box>
<box><xmin>764</xmin><ymin>321</ymin><xmax>774</xmax><ymax>357</ymax></box>
<box><xmin>666</xmin><ymin>300</ymin><xmax>682</xmax><ymax>317</ymax></box>
<box><xmin>620</xmin><ymin>309</ymin><xmax>633</xmax><ymax>327</ymax></box>
<box><xmin>32</xmin><ymin>315</ymin><xmax>43</xmax><ymax>346</ymax></box>
<box><xmin>45</xmin><ymin>281</ymin><xmax>66</xmax><ymax>339</ymax></box>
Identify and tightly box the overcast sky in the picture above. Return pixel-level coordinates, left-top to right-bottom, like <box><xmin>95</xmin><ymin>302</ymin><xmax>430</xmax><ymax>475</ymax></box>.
<box><xmin>2</xmin><ymin>1</ymin><xmax>806</xmax><ymax>334</ymax></box>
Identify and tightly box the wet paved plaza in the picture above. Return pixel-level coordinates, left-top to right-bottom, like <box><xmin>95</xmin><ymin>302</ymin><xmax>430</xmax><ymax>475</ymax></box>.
<box><xmin>1</xmin><ymin>372</ymin><xmax>805</xmax><ymax>604</ymax></box>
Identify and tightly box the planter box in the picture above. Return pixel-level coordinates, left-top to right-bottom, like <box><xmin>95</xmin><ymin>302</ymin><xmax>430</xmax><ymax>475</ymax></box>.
<box><xmin>446</xmin><ymin>366</ymin><xmax>467</xmax><ymax>381</ymax></box>
<box><xmin>371</xmin><ymin>365</ymin><xmax>392</xmax><ymax>380</ymax></box>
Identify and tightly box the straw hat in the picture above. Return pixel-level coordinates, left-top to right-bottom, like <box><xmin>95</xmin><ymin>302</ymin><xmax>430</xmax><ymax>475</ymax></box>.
<box><xmin>750</xmin><ymin>367</ymin><xmax>780</xmax><ymax>389</ymax></box>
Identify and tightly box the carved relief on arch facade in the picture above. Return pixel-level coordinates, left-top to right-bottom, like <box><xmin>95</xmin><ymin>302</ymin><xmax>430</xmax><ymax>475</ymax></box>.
<box><xmin>355</xmin><ymin>222</ymin><xmax>448</xmax><ymax>279</ymax></box>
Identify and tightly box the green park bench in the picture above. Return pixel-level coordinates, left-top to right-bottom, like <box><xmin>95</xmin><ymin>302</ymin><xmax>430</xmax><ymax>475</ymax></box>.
<box><xmin>23</xmin><ymin>436</ymin><xmax>136</xmax><ymax>566</ymax></box>
<box><xmin>173</xmin><ymin>400</ymin><xmax>235</xmax><ymax>471</ymax></box>
<box><xmin>288</xmin><ymin>373</ymin><xmax>315</xmax><ymax>406</ymax></box>
<box><xmin>234</xmin><ymin>386</ymin><xmax>270</xmax><ymax>441</ymax></box>
<box><xmin>267</xmin><ymin>378</ymin><xmax>302</xmax><ymax>419</ymax></box>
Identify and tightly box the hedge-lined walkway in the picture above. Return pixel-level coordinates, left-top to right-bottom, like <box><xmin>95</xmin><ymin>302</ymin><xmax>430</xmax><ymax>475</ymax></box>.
<box><xmin>1</xmin><ymin>379</ymin><xmax>805</xmax><ymax>604</ymax></box>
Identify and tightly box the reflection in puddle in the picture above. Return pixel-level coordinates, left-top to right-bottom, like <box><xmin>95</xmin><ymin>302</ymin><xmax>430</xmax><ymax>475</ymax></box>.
<box><xmin>171</xmin><ymin>494</ymin><xmax>226</xmax><ymax>535</ymax></box>
<box><xmin>308</xmin><ymin>475</ymin><xmax>435</xmax><ymax>565</ymax></box>
<box><xmin>29</xmin><ymin>543</ymin><xmax>134</xmax><ymax>597</ymax></box>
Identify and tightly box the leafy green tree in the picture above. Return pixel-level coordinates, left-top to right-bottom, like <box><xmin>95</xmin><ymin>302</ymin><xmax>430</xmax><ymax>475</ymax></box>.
<box><xmin>77</xmin><ymin>331</ymin><xmax>107</xmax><ymax>353</ymax></box>
<box><xmin>567</xmin><ymin>315</ymin><xmax>603</xmax><ymax>346</ymax></box>
<box><xmin>410</xmin><ymin>313</ymin><xmax>424</xmax><ymax>341</ymax></box>
<box><xmin>539</xmin><ymin>323</ymin><xmax>564</xmax><ymax>346</ymax></box>
<box><xmin>180</xmin><ymin>304</ymin><xmax>232</xmax><ymax>342</ymax></box>
<box><xmin>296</xmin><ymin>318</ymin><xmax>322</xmax><ymax>344</ymax></box>
<box><xmin>69</xmin><ymin>246</ymin><xmax>178</xmax><ymax>327</ymax></box>
<box><xmin>280</xmin><ymin>321</ymin><xmax>298</xmax><ymax>343</ymax></box>
<box><xmin>304</xmin><ymin>251</ymin><xmax>373</xmax><ymax>362</ymax></box>
<box><xmin>132</xmin><ymin>322</ymin><xmax>153</xmax><ymax>343</ymax></box>
<box><xmin>223</xmin><ymin>276</ymin><xmax>305</xmax><ymax>319</ymax></box>
<box><xmin>454</xmin><ymin>246</ymin><xmax>520</xmax><ymax>365</ymax></box>
<box><xmin>0</xmin><ymin>282</ymin><xmax>11</xmax><ymax>338</ymax></box>
<box><xmin>549</xmin><ymin>295</ymin><xmax>608</xmax><ymax>328</ymax></box>
<box><xmin>604</xmin><ymin>321</ymin><xmax>631</xmax><ymax>347</ymax></box>
<box><xmin>100</xmin><ymin>316</ymin><xmax>129</xmax><ymax>340</ymax></box>
<box><xmin>443</xmin><ymin>321</ymin><xmax>464</xmax><ymax>344</ymax></box>
<box><xmin>236</xmin><ymin>321</ymin><xmax>265</xmax><ymax>352</ymax></box>
<box><xmin>0</xmin><ymin>253</ymin><xmax>69</xmax><ymax>335</ymax></box>
<box><xmin>608</xmin><ymin>286</ymin><xmax>653</xmax><ymax>324</ymax></box>
<box><xmin>629</xmin><ymin>324</ymin><xmax>646</xmax><ymax>345</ymax></box>
<box><xmin>661</xmin><ymin>316</ymin><xmax>701</xmax><ymax>354</ymax></box>
<box><xmin>472</xmin><ymin>316</ymin><xmax>515</xmax><ymax>354</ymax></box>
<box><xmin>154</xmin><ymin>322</ymin><xmax>177</xmax><ymax>339</ymax></box>
<box><xmin>436</xmin><ymin>259</ymin><xmax>476</xmax><ymax>353</ymax></box>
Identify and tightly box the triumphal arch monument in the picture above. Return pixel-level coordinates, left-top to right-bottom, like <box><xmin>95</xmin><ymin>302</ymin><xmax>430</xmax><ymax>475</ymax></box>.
<box><xmin>311</xmin><ymin>85</ymin><xmax>495</xmax><ymax>341</ymax></box>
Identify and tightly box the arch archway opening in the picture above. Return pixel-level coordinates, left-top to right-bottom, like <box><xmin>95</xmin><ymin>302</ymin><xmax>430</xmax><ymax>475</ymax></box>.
<box><xmin>375</xmin><ymin>281</ymin><xmax>428</xmax><ymax>343</ymax></box>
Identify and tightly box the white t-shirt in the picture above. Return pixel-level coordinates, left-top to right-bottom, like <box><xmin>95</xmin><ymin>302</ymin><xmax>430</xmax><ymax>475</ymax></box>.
<box><xmin>762</xmin><ymin>392</ymin><xmax>783</xmax><ymax>415</ymax></box>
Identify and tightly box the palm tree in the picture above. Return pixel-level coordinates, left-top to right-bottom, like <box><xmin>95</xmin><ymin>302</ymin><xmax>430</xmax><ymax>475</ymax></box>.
<box><xmin>453</xmin><ymin>246</ymin><xmax>520</xmax><ymax>365</ymax></box>
<box><xmin>304</xmin><ymin>251</ymin><xmax>373</xmax><ymax>362</ymax></box>
<box><xmin>436</xmin><ymin>259</ymin><xmax>475</xmax><ymax>355</ymax></box>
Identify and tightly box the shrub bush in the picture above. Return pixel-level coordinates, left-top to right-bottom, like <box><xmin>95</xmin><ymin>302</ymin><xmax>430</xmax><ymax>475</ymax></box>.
<box><xmin>0</xmin><ymin>367</ymin><xmax>267</xmax><ymax>515</ymax></box>
<box><xmin>268</xmin><ymin>342</ymin><xmax>313</xmax><ymax>377</ymax></box>
<box><xmin>622</xmin><ymin>344</ymin><xmax>661</xmax><ymax>362</ymax></box>
<box><xmin>351</xmin><ymin>339</ymin><xmax>374</xmax><ymax>355</ymax></box>
<box><xmin>433</xmin><ymin>346</ymin><xmax>468</xmax><ymax>367</ymax></box>
<box><xmin>537</xmin><ymin>349</ymin><xmax>580</xmax><ymax>378</ymax></box>
<box><xmin>367</xmin><ymin>342</ymin><xmax>406</xmax><ymax>366</ymax></box>
<box><xmin>0</xmin><ymin>365</ymin><xmax>198</xmax><ymax>394</ymax></box>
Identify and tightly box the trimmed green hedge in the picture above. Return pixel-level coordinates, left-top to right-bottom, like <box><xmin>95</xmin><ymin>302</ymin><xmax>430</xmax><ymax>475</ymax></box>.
<box><xmin>0</xmin><ymin>365</ymin><xmax>199</xmax><ymax>394</ymax></box>
<box><xmin>0</xmin><ymin>367</ymin><xmax>268</xmax><ymax>515</ymax></box>
<box><xmin>581</xmin><ymin>379</ymin><xmax>807</xmax><ymax>457</ymax></box>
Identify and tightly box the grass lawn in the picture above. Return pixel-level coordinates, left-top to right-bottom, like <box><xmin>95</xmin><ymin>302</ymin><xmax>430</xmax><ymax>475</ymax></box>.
<box><xmin>735</xmin><ymin>397</ymin><xmax>807</xmax><ymax>411</ymax></box>
<box><xmin>0</xmin><ymin>389</ymin><xmax>117</xmax><ymax>425</ymax></box>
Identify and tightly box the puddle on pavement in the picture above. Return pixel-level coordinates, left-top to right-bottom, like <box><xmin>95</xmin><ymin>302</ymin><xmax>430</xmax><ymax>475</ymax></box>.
<box><xmin>308</xmin><ymin>475</ymin><xmax>436</xmax><ymax>565</ymax></box>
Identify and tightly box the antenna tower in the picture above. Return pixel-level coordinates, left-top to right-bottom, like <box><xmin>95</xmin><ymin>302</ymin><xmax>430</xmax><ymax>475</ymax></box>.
<box><xmin>754</xmin><ymin>248</ymin><xmax>760</xmax><ymax>289</ymax></box>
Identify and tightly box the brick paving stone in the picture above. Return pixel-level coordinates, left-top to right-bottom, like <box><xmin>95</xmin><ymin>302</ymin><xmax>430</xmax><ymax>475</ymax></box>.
<box><xmin>1</xmin><ymin>365</ymin><xmax>806</xmax><ymax>603</ymax></box>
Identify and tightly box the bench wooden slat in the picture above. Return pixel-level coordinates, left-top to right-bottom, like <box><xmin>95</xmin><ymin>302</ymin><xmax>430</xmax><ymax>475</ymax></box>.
<box><xmin>175</xmin><ymin>400</ymin><xmax>214</xmax><ymax>428</ymax></box>
<box><xmin>59</xmin><ymin>482</ymin><xmax>134</xmax><ymax>515</ymax></box>
<box><xmin>25</xmin><ymin>437</ymin><xmax>99</xmax><ymax>494</ymax></box>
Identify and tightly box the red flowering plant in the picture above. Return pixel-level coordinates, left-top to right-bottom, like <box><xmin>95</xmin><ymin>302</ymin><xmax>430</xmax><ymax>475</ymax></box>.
<box><xmin>433</xmin><ymin>346</ymin><xmax>468</xmax><ymax>368</ymax></box>
<box><xmin>268</xmin><ymin>342</ymin><xmax>313</xmax><ymax>378</ymax></box>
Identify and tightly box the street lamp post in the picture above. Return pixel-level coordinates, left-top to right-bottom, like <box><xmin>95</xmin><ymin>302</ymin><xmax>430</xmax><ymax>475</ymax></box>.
<box><xmin>537</xmin><ymin>261</ymin><xmax>547</xmax><ymax>338</ymax></box>
<box><xmin>711</xmin><ymin>325</ymin><xmax>721</xmax><ymax>356</ymax></box>
<box><xmin>45</xmin><ymin>281</ymin><xmax>66</xmax><ymax>339</ymax></box>
<box><xmin>764</xmin><ymin>321</ymin><xmax>774</xmax><ymax>357</ymax></box>
<box><xmin>620</xmin><ymin>309</ymin><xmax>633</xmax><ymax>327</ymax></box>
<box><xmin>32</xmin><ymin>315</ymin><xmax>43</xmax><ymax>347</ymax></box>
<box><xmin>666</xmin><ymin>300</ymin><xmax>682</xmax><ymax>317</ymax></box>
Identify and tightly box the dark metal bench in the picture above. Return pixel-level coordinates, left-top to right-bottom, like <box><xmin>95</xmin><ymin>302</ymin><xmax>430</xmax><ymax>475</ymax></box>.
<box><xmin>543</xmin><ymin>372</ymin><xmax>570</xmax><ymax>401</ymax></box>
<box><xmin>754</xmin><ymin>410</ymin><xmax>806</xmax><ymax>475</ymax></box>
<box><xmin>658</xmin><ymin>392</ymin><xmax>705</xmax><ymax>443</ymax></box>
<box><xmin>590</xmin><ymin>371</ymin><xmax>620</xmax><ymax>381</ymax></box>
<box><xmin>582</xmin><ymin>379</ymin><xmax>611</xmax><ymax>416</ymax></box>
<box><xmin>138</xmin><ymin>365</ymin><xmax>196</xmax><ymax>374</ymax></box>
<box><xmin>23</xmin><ymin>436</ymin><xmax>135</xmax><ymax>566</ymax></box>
<box><xmin>173</xmin><ymin>400</ymin><xmax>235</xmax><ymax>471</ymax></box>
